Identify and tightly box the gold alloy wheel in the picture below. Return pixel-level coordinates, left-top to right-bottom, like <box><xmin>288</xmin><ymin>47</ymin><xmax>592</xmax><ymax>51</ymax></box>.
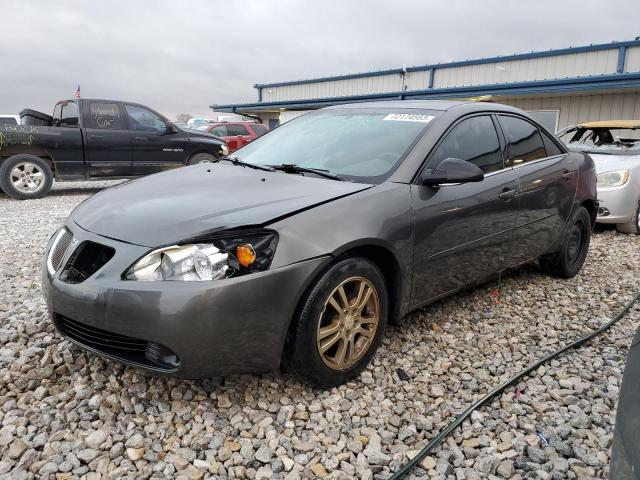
<box><xmin>316</xmin><ymin>276</ymin><xmax>380</xmax><ymax>370</ymax></box>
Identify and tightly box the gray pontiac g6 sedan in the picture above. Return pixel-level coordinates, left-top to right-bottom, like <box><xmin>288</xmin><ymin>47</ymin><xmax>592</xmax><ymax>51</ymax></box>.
<box><xmin>43</xmin><ymin>100</ymin><xmax>597</xmax><ymax>386</ymax></box>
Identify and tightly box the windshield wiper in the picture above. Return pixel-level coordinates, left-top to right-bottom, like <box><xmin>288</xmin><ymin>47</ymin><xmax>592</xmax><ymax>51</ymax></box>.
<box><xmin>267</xmin><ymin>164</ymin><xmax>343</xmax><ymax>181</ymax></box>
<box><xmin>219</xmin><ymin>157</ymin><xmax>275</xmax><ymax>172</ymax></box>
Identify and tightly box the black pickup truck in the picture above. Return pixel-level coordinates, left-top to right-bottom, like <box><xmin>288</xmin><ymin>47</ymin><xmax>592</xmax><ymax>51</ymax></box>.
<box><xmin>0</xmin><ymin>99</ymin><xmax>228</xmax><ymax>199</ymax></box>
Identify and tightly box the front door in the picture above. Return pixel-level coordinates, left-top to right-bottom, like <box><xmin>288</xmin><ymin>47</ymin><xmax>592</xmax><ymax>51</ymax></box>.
<box><xmin>496</xmin><ymin>114</ymin><xmax>578</xmax><ymax>265</ymax></box>
<box><xmin>411</xmin><ymin>114</ymin><xmax>520</xmax><ymax>306</ymax></box>
<box><xmin>124</xmin><ymin>104</ymin><xmax>187</xmax><ymax>175</ymax></box>
<box><xmin>84</xmin><ymin>101</ymin><xmax>132</xmax><ymax>177</ymax></box>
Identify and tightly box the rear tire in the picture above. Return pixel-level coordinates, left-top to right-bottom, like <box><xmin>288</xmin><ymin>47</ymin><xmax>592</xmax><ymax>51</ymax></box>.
<box><xmin>283</xmin><ymin>257</ymin><xmax>388</xmax><ymax>387</ymax></box>
<box><xmin>539</xmin><ymin>206</ymin><xmax>591</xmax><ymax>278</ymax></box>
<box><xmin>187</xmin><ymin>153</ymin><xmax>217</xmax><ymax>165</ymax></box>
<box><xmin>616</xmin><ymin>201</ymin><xmax>640</xmax><ymax>235</ymax></box>
<box><xmin>0</xmin><ymin>154</ymin><xmax>53</xmax><ymax>199</ymax></box>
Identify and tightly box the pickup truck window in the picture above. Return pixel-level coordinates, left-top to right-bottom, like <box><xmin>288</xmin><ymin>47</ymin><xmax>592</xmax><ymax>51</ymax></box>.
<box><xmin>125</xmin><ymin>105</ymin><xmax>166</xmax><ymax>133</ymax></box>
<box><xmin>60</xmin><ymin>101</ymin><xmax>79</xmax><ymax>127</ymax></box>
<box><xmin>53</xmin><ymin>103</ymin><xmax>62</xmax><ymax>124</ymax></box>
<box><xmin>251</xmin><ymin>124</ymin><xmax>268</xmax><ymax>136</ymax></box>
<box><xmin>88</xmin><ymin>102</ymin><xmax>124</xmax><ymax>130</ymax></box>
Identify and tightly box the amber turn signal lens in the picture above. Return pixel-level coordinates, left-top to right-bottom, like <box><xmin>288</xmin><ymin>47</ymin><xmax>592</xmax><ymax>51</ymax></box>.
<box><xmin>236</xmin><ymin>244</ymin><xmax>257</xmax><ymax>267</ymax></box>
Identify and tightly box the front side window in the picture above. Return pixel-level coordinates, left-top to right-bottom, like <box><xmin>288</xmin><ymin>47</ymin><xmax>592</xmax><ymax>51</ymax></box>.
<box><xmin>499</xmin><ymin>115</ymin><xmax>546</xmax><ymax>165</ymax></box>
<box><xmin>227</xmin><ymin>124</ymin><xmax>250</xmax><ymax>136</ymax></box>
<box><xmin>125</xmin><ymin>105</ymin><xmax>166</xmax><ymax>132</ymax></box>
<box><xmin>234</xmin><ymin>109</ymin><xmax>439</xmax><ymax>184</ymax></box>
<box><xmin>60</xmin><ymin>101</ymin><xmax>79</xmax><ymax>127</ymax></box>
<box><xmin>209</xmin><ymin>125</ymin><xmax>227</xmax><ymax>136</ymax></box>
<box><xmin>429</xmin><ymin>115</ymin><xmax>503</xmax><ymax>173</ymax></box>
<box><xmin>88</xmin><ymin>102</ymin><xmax>124</xmax><ymax>130</ymax></box>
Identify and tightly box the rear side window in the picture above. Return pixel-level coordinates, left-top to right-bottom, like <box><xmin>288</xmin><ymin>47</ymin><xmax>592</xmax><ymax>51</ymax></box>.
<box><xmin>429</xmin><ymin>115</ymin><xmax>503</xmax><ymax>173</ymax></box>
<box><xmin>60</xmin><ymin>101</ymin><xmax>79</xmax><ymax>127</ymax></box>
<box><xmin>88</xmin><ymin>102</ymin><xmax>124</xmax><ymax>130</ymax></box>
<box><xmin>251</xmin><ymin>124</ymin><xmax>268</xmax><ymax>136</ymax></box>
<box><xmin>499</xmin><ymin>115</ymin><xmax>547</xmax><ymax>166</ymax></box>
<box><xmin>541</xmin><ymin>131</ymin><xmax>564</xmax><ymax>157</ymax></box>
<box><xmin>227</xmin><ymin>124</ymin><xmax>250</xmax><ymax>136</ymax></box>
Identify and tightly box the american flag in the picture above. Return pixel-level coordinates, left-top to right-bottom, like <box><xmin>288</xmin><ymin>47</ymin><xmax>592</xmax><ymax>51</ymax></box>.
<box><xmin>75</xmin><ymin>85</ymin><xmax>81</xmax><ymax>99</ymax></box>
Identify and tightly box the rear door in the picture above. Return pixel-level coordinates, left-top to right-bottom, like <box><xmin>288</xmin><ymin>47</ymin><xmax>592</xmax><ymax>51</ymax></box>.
<box><xmin>410</xmin><ymin>114</ymin><xmax>520</xmax><ymax>305</ymax></box>
<box><xmin>226</xmin><ymin>123</ymin><xmax>253</xmax><ymax>151</ymax></box>
<box><xmin>124</xmin><ymin>104</ymin><xmax>188</xmax><ymax>175</ymax></box>
<box><xmin>83</xmin><ymin>101</ymin><xmax>132</xmax><ymax>177</ymax></box>
<box><xmin>497</xmin><ymin>114</ymin><xmax>577</xmax><ymax>265</ymax></box>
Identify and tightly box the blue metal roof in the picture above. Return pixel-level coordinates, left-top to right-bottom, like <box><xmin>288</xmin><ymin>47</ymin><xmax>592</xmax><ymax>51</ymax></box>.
<box><xmin>212</xmin><ymin>72</ymin><xmax>640</xmax><ymax>113</ymax></box>
<box><xmin>252</xmin><ymin>39</ymin><xmax>640</xmax><ymax>90</ymax></box>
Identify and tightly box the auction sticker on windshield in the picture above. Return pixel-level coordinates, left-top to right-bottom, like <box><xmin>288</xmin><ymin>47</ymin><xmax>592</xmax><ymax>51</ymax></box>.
<box><xmin>383</xmin><ymin>113</ymin><xmax>434</xmax><ymax>123</ymax></box>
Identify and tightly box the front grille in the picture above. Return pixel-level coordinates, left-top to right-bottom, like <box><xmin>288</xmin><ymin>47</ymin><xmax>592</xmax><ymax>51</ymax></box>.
<box><xmin>59</xmin><ymin>241</ymin><xmax>115</xmax><ymax>284</ymax></box>
<box><xmin>47</xmin><ymin>229</ymin><xmax>73</xmax><ymax>274</ymax></box>
<box><xmin>54</xmin><ymin>315</ymin><xmax>179</xmax><ymax>371</ymax></box>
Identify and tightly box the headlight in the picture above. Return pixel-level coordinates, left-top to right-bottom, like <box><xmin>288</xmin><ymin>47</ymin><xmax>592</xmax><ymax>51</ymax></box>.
<box><xmin>124</xmin><ymin>230</ymin><xmax>277</xmax><ymax>281</ymax></box>
<box><xmin>597</xmin><ymin>170</ymin><xmax>629</xmax><ymax>187</ymax></box>
<box><xmin>221</xmin><ymin>144</ymin><xmax>229</xmax><ymax>156</ymax></box>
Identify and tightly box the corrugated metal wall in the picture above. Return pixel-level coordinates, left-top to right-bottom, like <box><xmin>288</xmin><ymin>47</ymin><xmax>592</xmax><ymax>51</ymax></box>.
<box><xmin>432</xmin><ymin>49</ymin><xmax>619</xmax><ymax>88</ymax></box>
<box><xmin>262</xmin><ymin>70</ymin><xmax>429</xmax><ymax>102</ymax></box>
<box><xmin>625</xmin><ymin>46</ymin><xmax>640</xmax><ymax>73</ymax></box>
<box><xmin>500</xmin><ymin>93</ymin><xmax>640</xmax><ymax>130</ymax></box>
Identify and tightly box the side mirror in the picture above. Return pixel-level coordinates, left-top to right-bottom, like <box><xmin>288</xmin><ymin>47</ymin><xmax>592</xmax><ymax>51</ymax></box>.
<box><xmin>421</xmin><ymin>158</ymin><xmax>484</xmax><ymax>186</ymax></box>
<box><xmin>160</xmin><ymin>122</ymin><xmax>178</xmax><ymax>135</ymax></box>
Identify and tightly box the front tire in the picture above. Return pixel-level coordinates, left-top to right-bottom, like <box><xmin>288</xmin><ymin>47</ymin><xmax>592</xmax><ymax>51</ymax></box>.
<box><xmin>187</xmin><ymin>153</ymin><xmax>217</xmax><ymax>165</ymax></box>
<box><xmin>539</xmin><ymin>205</ymin><xmax>592</xmax><ymax>278</ymax></box>
<box><xmin>283</xmin><ymin>257</ymin><xmax>388</xmax><ymax>387</ymax></box>
<box><xmin>0</xmin><ymin>155</ymin><xmax>53</xmax><ymax>199</ymax></box>
<box><xmin>616</xmin><ymin>201</ymin><xmax>640</xmax><ymax>235</ymax></box>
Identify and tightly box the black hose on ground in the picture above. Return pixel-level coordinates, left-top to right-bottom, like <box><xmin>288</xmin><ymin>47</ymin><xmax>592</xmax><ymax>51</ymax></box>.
<box><xmin>388</xmin><ymin>291</ymin><xmax>640</xmax><ymax>480</ymax></box>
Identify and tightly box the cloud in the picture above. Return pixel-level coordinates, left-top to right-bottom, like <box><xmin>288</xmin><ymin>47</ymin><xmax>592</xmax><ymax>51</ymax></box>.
<box><xmin>0</xmin><ymin>0</ymin><xmax>637</xmax><ymax>119</ymax></box>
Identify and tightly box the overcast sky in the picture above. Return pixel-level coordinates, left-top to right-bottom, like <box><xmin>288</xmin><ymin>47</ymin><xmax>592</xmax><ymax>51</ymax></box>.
<box><xmin>1</xmin><ymin>0</ymin><xmax>639</xmax><ymax>119</ymax></box>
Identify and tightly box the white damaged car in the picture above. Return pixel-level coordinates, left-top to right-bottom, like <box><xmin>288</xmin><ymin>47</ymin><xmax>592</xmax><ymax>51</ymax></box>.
<box><xmin>558</xmin><ymin>120</ymin><xmax>640</xmax><ymax>234</ymax></box>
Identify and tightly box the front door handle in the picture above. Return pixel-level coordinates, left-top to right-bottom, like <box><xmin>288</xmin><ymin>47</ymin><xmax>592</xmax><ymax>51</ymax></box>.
<box><xmin>133</xmin><ymin>136</ymin><xmax>149</xmax><ymax>142</ymax></box>
<box><xmin>499</xmin><ymin>188</ymin><xmax>518</xmax><ymax>201</ymax></box>
<box><xmin>562</xmin><ymin>169</ymin><xmax>576</xmax><ymax>181</ymax></box>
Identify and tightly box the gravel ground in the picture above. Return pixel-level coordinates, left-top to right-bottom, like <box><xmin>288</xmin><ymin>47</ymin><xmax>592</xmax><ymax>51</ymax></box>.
<box><xmin>0</xmin><ymin>181</ymin><xmax>639</xmax><ymax>480</ymax></box>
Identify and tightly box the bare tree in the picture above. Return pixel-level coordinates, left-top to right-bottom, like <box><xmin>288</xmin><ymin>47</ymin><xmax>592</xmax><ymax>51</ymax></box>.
<box><xmin>175</xmin><ymin>113</ymin><xmax>193</xmax><ymax>123</ymax></box>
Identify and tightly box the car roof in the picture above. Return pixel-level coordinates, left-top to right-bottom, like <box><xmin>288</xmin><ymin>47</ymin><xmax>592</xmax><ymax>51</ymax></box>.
<box><xmin>324</xmin><ymin>99</ymin><xmax>525</xmax><ymax>114</ymax></box>
<box><xmin>577</xmin><ymin>120</ymin><xmax>640</xmax><ymax>129</ymax></box>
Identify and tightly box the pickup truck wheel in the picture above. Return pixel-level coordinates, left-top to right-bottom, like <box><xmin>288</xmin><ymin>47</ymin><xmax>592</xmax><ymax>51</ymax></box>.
<box><xmin>187</xmin><ymin>153</ymin><xmax>217</xmax><ymax>165</ymax></box>
<box><xmin>0</xmin><ymin>155</ymin><xmax>53</xmax><ymax>200</ymax></box>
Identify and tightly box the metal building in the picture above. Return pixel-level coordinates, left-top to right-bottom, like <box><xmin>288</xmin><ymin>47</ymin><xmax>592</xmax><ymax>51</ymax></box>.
<box><xmin>212</xmin><ymin>39</ymin><xmax>640</xmax><ymax>132</ymax></box>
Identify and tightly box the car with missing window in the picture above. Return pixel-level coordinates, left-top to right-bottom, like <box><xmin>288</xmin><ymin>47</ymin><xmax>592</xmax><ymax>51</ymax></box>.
<box><xmin>43</xmin><ymin>100</ymin><xmax>597</xmax><ymax>386</ymax></box>
<box><xmin>194</xmin><ymin>121</ymin><xmax>268</xmax><ymax>152</ymax></box>
<box><xmin>0</xmin><ymin>99</ymin><xmax>227</xmax><ymax>199</ymax></box>
<box><xmin>558</xmin><ymin>120</ymin><xmax>640</xmax><ymax>234</ymax></box>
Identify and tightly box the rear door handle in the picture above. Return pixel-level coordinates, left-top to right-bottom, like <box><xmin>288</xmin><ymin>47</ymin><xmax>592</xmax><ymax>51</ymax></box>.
<box><xmin>499</xmin><ymin>188</ymin><xmax>518</xmax><ymax>201</ymax></box>
<box><xmin>89</xmin><ymin>134</ymin><xmax>103</xmax><ymax>140</ymax></box>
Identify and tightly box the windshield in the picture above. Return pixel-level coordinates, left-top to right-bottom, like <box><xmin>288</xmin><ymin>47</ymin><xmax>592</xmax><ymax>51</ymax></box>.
<box><xmin>233</xmin><ymin>108</ymin><xmax>439</xmax><ymax>183</ymax></box>
<box><xmin>559</xmin><ymin>127</ymin><xmax>640</xmax><ymax>155</ymax></box>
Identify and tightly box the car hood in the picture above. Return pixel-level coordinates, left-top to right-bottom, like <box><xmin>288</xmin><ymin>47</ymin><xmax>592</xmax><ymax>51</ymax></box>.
<box><xmin>71</xmin><ymin>163</ymin><xmax>372</xmax><ymax>247</ymax></box>
<box><xmin>590</xmin><ymin>153</ymin><xmax>640</xmax><ymax>173</ymax></box>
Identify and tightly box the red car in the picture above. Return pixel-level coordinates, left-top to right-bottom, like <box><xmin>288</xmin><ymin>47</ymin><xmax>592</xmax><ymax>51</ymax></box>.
<box><xmin>194</xmin><ymin>122</ymin><xmax>268</xmax><ymax>152</ymax></box>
